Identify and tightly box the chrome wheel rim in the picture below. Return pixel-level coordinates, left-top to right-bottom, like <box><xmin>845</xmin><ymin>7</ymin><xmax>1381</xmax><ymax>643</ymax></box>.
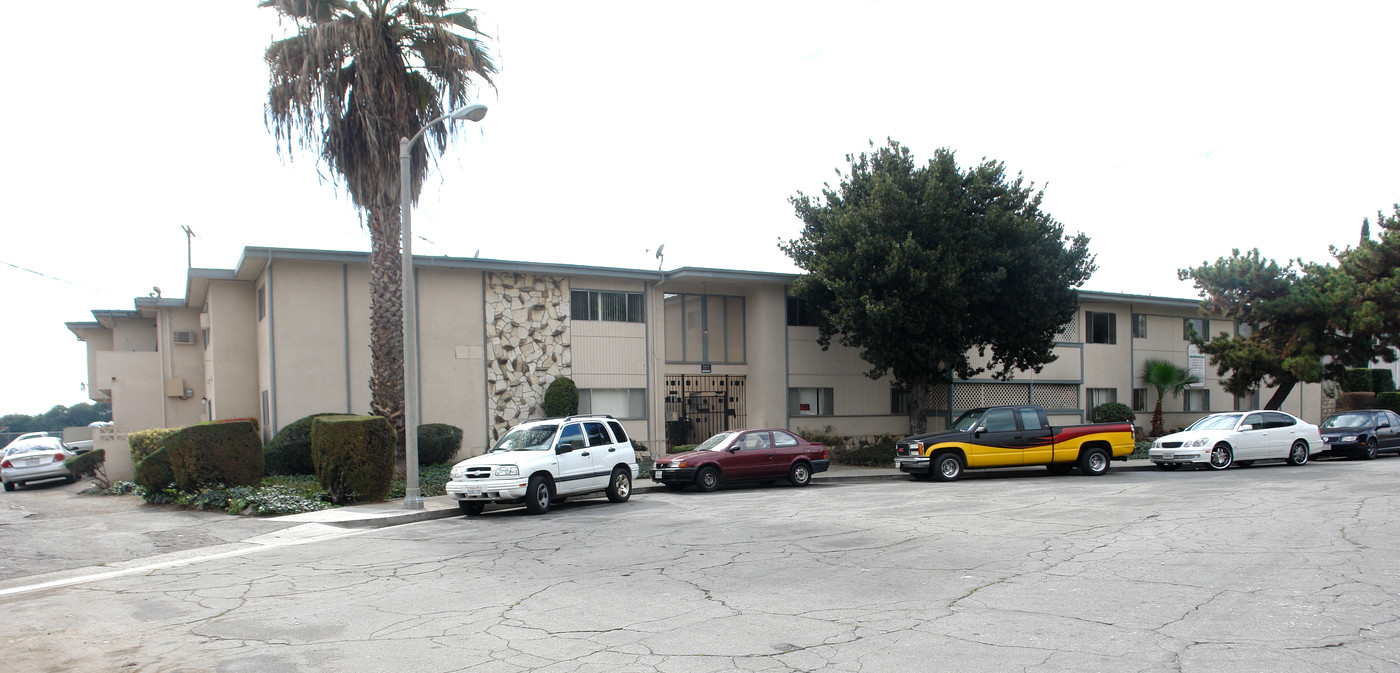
<box><xmin>614</xmin><ymin>473</ymin><xmax>630</xmax><ymax>497</ymax></box>
<box><xmin>940</xmin><ymin>459</ymin><xmax>959</xmax><ymax>478</ymax></box>
<box><xmin>1367</xmin><ymin>439</ymin><xmax>1378</xmax><ymax>458</ymax></box>
<box><xmin>1291</xmin><ymin>442</ymin><xmax>1307</xmax><ymax>463</ymax></box>
<box><xmin>794</xmin><ymin>466</ymin><xmax>809</xmax><ymax>483</ymax></box>
<box><xmin>701</xmin><ymin>470</ymin><xmax>717</xmax><ymax>488</ymax></box>
<box><xmin>1088</xmin><ymin>452</ymin><xmax>1106</xmax><ymax>472</ymax></box>
<box><xmin>535</xmin><ymin>484</ymin><xmax>549</xmax><ymax>509</ymax></box>
<box><xmin>1211</xmin><ymin>446</ymin><xmax>1230</xmax><ymax>468</ymax></box>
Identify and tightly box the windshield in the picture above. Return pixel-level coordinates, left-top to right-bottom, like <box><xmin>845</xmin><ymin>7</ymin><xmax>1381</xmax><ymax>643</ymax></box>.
<box><xmin>949</xmin><ymin>410</ymin><xmax>985</xmax><ymax>432</ymax></box>
<box><xmin>1322</xmin><ymin>413</ymin><xmax>1372</xmax><ymax>429</ymax></box>
<box><xmin>490</xmin><ymin>425</ymin><xmax>558</xmax><ymax>452</ymax></box>
<box><xmin>695</xmin><ymin>432</ymin><xmax>736</xmax><ymax>452</ymax></box>
<box><xmin>6</xmin><ymin>439</ymin><xmax>61</xmax><ymax>456</ymax></box>
<box><xmin>1191</xmin><ymin>414</ymin><xmax>1242</xmax><ymax>431</ymax></box>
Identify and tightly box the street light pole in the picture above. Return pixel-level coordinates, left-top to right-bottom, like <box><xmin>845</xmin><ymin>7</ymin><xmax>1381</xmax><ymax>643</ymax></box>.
<box><xmin>400</xmin><ymin>103</ymin><xmax>488</xmax><ymax>509</ymax></box>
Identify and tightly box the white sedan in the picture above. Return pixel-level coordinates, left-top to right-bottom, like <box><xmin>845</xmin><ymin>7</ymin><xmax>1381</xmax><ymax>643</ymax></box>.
<box><xmin>1</xmin><ymin>437</ymin><xmax>77</xmax><ymax>491</ymax></box>
<box><xmin>1149</xmin><ymin>410</ymin><xmax>1322</xmax><ymax>471</ymax></box>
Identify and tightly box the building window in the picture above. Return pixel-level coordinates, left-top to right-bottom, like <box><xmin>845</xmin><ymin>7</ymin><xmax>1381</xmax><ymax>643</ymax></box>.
<box><xmin>202</xmin><ymin>328</ymin><xmax>210</xmax><ymax>351</ymax></box>
<box><xmin>891</xmin><ymin>386</ymin><xmax>911</xmax><ymax>415</ymax></box>
<box><xmin>1234</xmin><ymin>390</ymin><xmax>1260</xmax><ymax>411</ymax></box>
<box><xmin>1132</xmin><ymin>388</ymin><xmax>1148</xmax><ymax>412</ymax></box>
<box><xmin>786</xmin><ymin>296</ymin><xmax>820</xmax><ymax>327</ymax></box>
<box><xmin>664</xmin><ymin>293</ymin><xmax>745</xmax><ymax>363</ymax></box>
<box><xmin>1132</xmin><ymin>314</ymin><xmax>1147</xmax><ymax>339</ymax></box>
<box><xmin>1185</xmin><ymin>389</ymin><xmax>1209</xmax><ymax>412</ymax></box>
<box><xmin>1237</xmin><ymin>322</ymin><xmax>1254</xmax><ymax>338</ymax></box>
<box><xmin>1184</xmin><ymin>318</ymin><xmax>1206</xmax><ymax>340</ymax></box>
<box><xmin>789</xmin><ymin>387</ymin><xmax>834</xmax><ymax>416</ymax></box>
<box><xmin>257</xmin><ymin>286</ymin><xmax>266</xmax><ymax>321</ymax></box>
<box><xmin>571</xmin><ymin>290</ymin><xmax>644</xmax><ymax>323</ymax></box>
<box><xmin>1085</xmin><ymin>311</ymin><xmax>1116</xmax><ymax>344</ymax></box>
<box><xmin>1087</xmin><ymin>388</ymin><xmax>1117</xmax><ymax>411</ymax></box>
<box><xmin>578</xmin><ymin>388</ymin><xmax>647</xmax><ymax>419</ymax></box>
<box><xmin>260</xmin><ymin>389</ymin><xmax>269</xmax><ymax>427</ymax></box>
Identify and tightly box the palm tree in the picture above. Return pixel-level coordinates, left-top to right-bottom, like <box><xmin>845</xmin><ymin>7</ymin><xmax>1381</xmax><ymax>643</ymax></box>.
<box><xmin>1139</xmin><ymin>359</ymin><xmax>1202</xmax><ymax>436</ymax></box>
<box><xmin>262</xmin><ymin>0</ymin><xmax>495</xmax><ymax>451</ymax></box>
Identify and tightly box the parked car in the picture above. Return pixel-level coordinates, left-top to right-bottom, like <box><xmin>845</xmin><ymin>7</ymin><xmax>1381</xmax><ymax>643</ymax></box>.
<box><xmin>1318</xmin><ymin>409</ymin><xmax>1400</xmax><ymax>460</ymax></box>
<box><xmin>445</xmin><ymin>414</ymin><xmax>638</xmax><ymax>515</ymax></box>
<box><xmin>652</xmin><ymin>428</ymin><xmax>829</xmax><ymax>491</ymax></box>
<box><xmin>2</xmin><ymin>437</ymin><xmax>76</xmax><ymax>491</ymax></box>
<box><xmin>1148</xmin><ymin>410</ymin><xmax>1322</xmax><ymax>471</ymax></box>
<box><xmin>2</xmin><ymin>431</ymin><xmax>50</xmax><ymax>453</ymax></box>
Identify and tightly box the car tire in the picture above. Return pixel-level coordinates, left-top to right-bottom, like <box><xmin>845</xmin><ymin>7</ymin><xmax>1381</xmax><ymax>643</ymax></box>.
<box><xmin>1362</xmin><ymin>437</ymin><xmax>1379</xmax><ymax>460</ymax></box>
<box><xmin>524</xmin><ymin>475</ymin><xmax>552</xmax><ymax>514</ymax></box>
<box><xmin>459</xmin><ymin>501</ymin><xmax>485</xmax><ymax>516</ymax></box>
<box><xmin>1286</xmin><ymin>440</ymin><xmax>1310</xmax><ymax>466</ymax></box>
<box><xmin>1046</xmin><ymin>463</ymin><xmax>1074</xmax><ymax>475</ymax></box>
<box><xmin>664</xmin><ymin>482</ymin><xmax>687</xmax><ymax>492</ymax></box>
<box><xmin>606</xmin><ymin>468</ymin><xmax>632</xmax><ymax>503</ymax></box>
<box><xmin>1155</xmin><ymin>463</ymin><xmax>1180</xmax><ymax>471</ymax></box>
<box><xmin>695</xmin><ymin>466</ymin><xmax>721</xmax><ymax>492</ymax></box>
<box><xmin>65</xmin><ymin>474</ymin><xmax>78</xmax><ymax>484</ymax></box>
<box><xmin>1208</xmin><ymin>444</ymin><xmax>1233</xmax><ymax>470</ymax></box>
<box><xmin>788</xmin><ymin>462</ymin><xmax>812</xmax><ymax>487</ymax></box>
<box><xmin>1078</xmin><ymin>448</ymin><xmax>1110</xmax><ymax>476</ymax></box>
<box><xmin>2</xmin><ymin>481</ymin><xmax>13</xmax><ymax>492</ymax></box>
<box><xmin>932</xmin><ymin>452</ymin><xmax>963</xmax><ymax>482</ymax></box>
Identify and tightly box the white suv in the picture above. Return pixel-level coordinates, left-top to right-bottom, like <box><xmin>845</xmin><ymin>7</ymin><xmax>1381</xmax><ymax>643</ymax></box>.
<box><xmin>446</xmin><ymin>415</ymin><xmax>639</xmax><ymax>515</ymax></box>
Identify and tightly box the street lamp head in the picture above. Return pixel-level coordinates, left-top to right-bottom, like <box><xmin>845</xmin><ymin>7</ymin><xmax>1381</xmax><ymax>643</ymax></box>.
<box><xmin>450</xmin><ymin>104</ymin><xmax>488</xmax><ymax>122</ymax></box>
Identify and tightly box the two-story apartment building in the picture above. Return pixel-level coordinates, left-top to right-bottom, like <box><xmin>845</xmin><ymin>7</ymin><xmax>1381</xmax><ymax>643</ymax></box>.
<box><xmin>67</xmin><ymin>246</ymin><xmax>1320</xmax><ymax>481</ymax></box>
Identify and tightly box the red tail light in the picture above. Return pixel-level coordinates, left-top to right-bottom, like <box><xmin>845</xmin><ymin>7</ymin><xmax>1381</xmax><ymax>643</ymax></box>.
<box><xmin>53</xmin><ymin>453</ymin><xmax>67</xmax><ymax>463</ymax></box>
<box><xmin>0</xmin><ymin>460</ymin><xmax>10</xmax><ymax>469</ymax></box>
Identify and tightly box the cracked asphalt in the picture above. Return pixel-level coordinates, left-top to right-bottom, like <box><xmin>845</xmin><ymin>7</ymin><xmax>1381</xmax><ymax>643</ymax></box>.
<box><xmin>3</xmin><ymin>457</ymin><xmax>1400</xmax><ymax>672</ymax></box>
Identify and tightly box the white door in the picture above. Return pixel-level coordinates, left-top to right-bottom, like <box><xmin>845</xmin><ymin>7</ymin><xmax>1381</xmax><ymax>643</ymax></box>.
<box><xmin>553</xmin><ymin>423</ymin><xmax>596</xmax><ymax>494</ymax></box>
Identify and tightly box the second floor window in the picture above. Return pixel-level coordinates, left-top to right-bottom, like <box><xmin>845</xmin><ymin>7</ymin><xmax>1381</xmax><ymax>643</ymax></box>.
<box><xmin>1086</xmin><ymin>311</ymin><xmax>1116</xmax><ymax>344</ymax></box>
<box><xmin>571</xmin><ymin>290</ymin><xmax>644</xmax><ymax>323</ymax></box>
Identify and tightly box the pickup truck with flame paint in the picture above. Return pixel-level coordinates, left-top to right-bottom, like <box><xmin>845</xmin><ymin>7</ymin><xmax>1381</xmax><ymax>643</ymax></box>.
<box><xmin>894</xmin><ymin>405</ymin><xmax>1134</xmax><ymax>481</ymax></box>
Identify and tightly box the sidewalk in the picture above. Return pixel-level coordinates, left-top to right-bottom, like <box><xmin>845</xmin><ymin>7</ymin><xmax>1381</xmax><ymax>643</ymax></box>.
<box><xmin>277</xmin><ymin>459</ymin><xmax>1158</xmax><ymax>529</ymax></box>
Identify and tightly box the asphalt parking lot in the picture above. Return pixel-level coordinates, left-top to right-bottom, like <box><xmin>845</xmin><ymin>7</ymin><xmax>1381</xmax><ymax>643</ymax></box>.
<box><xmin>3</xmin><ymin>456</ymin><xmax>1400</xmax><ymax>672</ymax></box>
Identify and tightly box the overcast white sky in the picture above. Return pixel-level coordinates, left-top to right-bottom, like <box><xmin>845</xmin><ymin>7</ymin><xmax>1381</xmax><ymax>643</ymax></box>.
<box><xmin>1</xmin><ymin>1</ymin><xmax>1396</xmax><ymax>416</ymax></box>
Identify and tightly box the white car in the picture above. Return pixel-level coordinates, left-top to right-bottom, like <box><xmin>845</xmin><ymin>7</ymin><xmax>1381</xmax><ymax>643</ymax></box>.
<box><xmin>445</xmin><ymin>414</ymin><xmax>639</xmax><ymax>515</ymax></box>
<box><xmin>2</xmin><ymin>437</ymin><xmax>76</xmax><ymax>491</ymax></box>
<box><xmin>1149</xmin><ymin>410</ymin><xmax>1322</xmax><ymax>471</ymax></box>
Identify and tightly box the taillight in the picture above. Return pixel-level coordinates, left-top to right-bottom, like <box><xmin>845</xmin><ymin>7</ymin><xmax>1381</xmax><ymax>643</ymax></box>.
<box><xmin>0</xmin><ymin>460</ymin><xmax>10</xmax><ymax>469</ymax></box>
<box><xmin>53</xmin><ymin>453</ymin><xmax>67</xmax><ymax>463</ymax></box>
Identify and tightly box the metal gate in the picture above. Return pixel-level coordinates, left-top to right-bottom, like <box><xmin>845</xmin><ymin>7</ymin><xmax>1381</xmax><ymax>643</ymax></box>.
<box><xmin>664</xmin><ymin>375</ymin><xmax>746</xmax><ymax>447</ymax></box>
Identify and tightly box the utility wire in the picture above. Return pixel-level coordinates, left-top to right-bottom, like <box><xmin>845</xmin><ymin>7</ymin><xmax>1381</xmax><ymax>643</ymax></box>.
<box><xmin>0</xmin><ymin>258</ymin><xmax>111</xmax><ymax>293</ymax></box>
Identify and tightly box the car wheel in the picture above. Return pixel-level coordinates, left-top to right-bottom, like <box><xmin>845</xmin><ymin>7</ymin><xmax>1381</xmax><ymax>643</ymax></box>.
<box><xmin>606</xmin><ymin>468</ymin><xmax>632</xmax><ymax>502</ymax></box>
<box><xmin>664</xmin><ymin>482</ymin><xmax>687</xmax><ymax>492</ymax></box>
<box><xmin>1155</xmin><ymin>463</ymin><xmax>1179</xmax><ymax>472</ymax></box>
<box><xmin>1047</xmin><ymin>463</ymin><xmax>1074</xmax><ymax>475</ymax></box>
<box><xmin>932</xmin><ymin>452</ymin><xmax>963</xmax><ymax>482</ymax></box>
<box><xmin>459</xmin><ymin>501</ymin><xmax>485</xmax><ymax>516</ymax></box>
<box><xmin>695</xmin><ymin>466</ymin><xmax>721</xmax><ymax>492</ymax></box>
<box><xmin>1362</xmin><ymin>437</ymin><xmax>1379</xmax><ymax>460</ymax></box>
<box><xmin>65</xmin><ymin>474</ymin><xmax>78</xmax><ymax>484</ymax></box>
<box><xmin>524</xmin><ymin>475</ymin><xmax>552</xmax><ymax>514</ymax></box>
<box><xmin>2</xmin><ymin>481</ymin><xmax>13</xmax><ymax>492</ymax></box>
<box><xmin>1078</xmin><ymin>447</ymin><xmax>1110</xmax><ymax>476</ymax></box>
<box><xmin>1286</xmin><ymin>440</ymin><xmax>1309</xmax><ymax>466</ymax></box>
<box><xmin>1208</xmin><ymin>444</ymin><xmax>1233</xmax><ymax>470</ymax></box>
<box><xmin>788</xmin><ymin>462</ymin><xmax>812</xmax><ymax>487</ymax></box>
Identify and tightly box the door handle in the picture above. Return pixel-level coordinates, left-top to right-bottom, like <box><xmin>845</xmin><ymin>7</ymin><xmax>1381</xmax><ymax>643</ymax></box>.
<box><xmin>581</xmin><ymin>451</ymin><xmax>591</xmax><ymax>457</ymax></box>
<box><xmin>608</xmin><ymin>447</ymin><xmax>616</xmax><ymax>452</ymax></box>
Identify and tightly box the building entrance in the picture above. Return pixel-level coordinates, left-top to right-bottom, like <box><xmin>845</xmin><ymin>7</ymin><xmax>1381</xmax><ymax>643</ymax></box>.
<box><xmin>663</xmin><ymin>375</ymin><xmax>746</xmax><ymax>447</ymax></box>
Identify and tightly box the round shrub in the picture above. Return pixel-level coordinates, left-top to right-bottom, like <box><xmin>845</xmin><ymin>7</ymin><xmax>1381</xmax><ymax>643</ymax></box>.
<box><xmin>417</xmin><ymin>423</ymin><xmax>463</xmax><ymax>465</ymax></box>
<box><xmin>544</xmin><ymin>377</ymin><xmax>579</xmax><ymax>417</ymax></box>
<box><xmin>1091</xmin><ymin>402</ymin><xmax>1136</xmax><ymax>423</ymax></box>
<box><xmin>134</xmin><ymin>447</ymin><xmax>175</xmax><ymax>492</ymax></box>
<box><xmin>165</xmin><ymin>420</ymin><xmax>264</xmax><ymax>491</ymax></box>
<box><xmin>65</xmin><ymin>449</ymin><xmax>106</xmax><ymax>482</ymax></box>
<box><xmin>312</xmin><ymin>415</ymin><xmax>396</xmax><ymax>504</ymax></box>
<box><xmin>264</xmin><ymin>413</ymin><xmax>339</xmax><ymax>476</ymax></box>
<box><xmin>128</xmin><ymin>427</ymin><xmax>178</xmax><ymax>464</ymax></box>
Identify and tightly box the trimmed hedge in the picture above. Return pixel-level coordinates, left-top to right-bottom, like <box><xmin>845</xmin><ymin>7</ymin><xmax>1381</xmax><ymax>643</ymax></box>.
<box><xmin>312</xmin><ymin>415</ymin><xmax>396</xmax><ymax>504</ymax></box>
<box><xmin>1338</xmin><ymin>391</ymin><xmax>1377</xmax><ymax>412</ymax></box>
<box><xmin>65</xmin><ymin>449</ymin><xmax>106</xmax><ymax>484</ymax></box>
<box><xmin>831</xmin><ymin>436</ymin><xmax>897</xmax><ymax>467</ymax></box>
<box><xmin>128</xmin><ymin>427</ymin><xmax>178</xmax><ymax>464</ymax></box>
<box><xmin>212</xmin><ymin>416</ymin><xmax>261</xmax><ymax>433</ymax></box>
<box><xmin>1091</xmin><ymin>402</ymin><xmax>1136</xmax><ymax>423</ymax></box>
<box><xmin>544</xmin><ymin>377</ymin><xmax>579</xmax><ymax>417</ymax></box>
<box><xmin>264</xmin><ymin>413</ymin><xmax>340</xmax><ymax>476</ymax></box>
<box><xmin>1341</xmin><ymin>368</ymin><xmax>1397</xmax><ymax>394</ymax></box>
<box><xmin>417</xmin><ymin>423</ymin><xmax>463</xmax><ymax>465</ymax></box>
<box><xmin>134</xmin><ymin>447</ymin><xmax>175</xmax><ymax>492</ymax></box>
<box><xmin>165</xmin><ymin>420</ymin><xmax>264</xmax><ymax>491</ymax></box>
<box><xmin>1373</xmin><ymin>369</ymin><xmax>1397</xmax><ymax>394</ymax></box>
<box><xmin>1374</xmin><ymin>392</ymin><xmax>1400</xmax><ymax>414</ymax></box>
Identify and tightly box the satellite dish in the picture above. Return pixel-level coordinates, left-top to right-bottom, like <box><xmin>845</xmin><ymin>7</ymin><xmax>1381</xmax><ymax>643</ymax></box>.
<box><xmin>654</xmin><ymin>244</ymin><xmax>665</xmax><ymax>271</ymax></box>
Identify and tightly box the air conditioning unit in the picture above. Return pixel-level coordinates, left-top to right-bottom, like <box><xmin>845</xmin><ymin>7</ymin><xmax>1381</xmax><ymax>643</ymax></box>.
<box><xmin>172</xmin><ymin>331</ymin><xmax>196</xmax><ymax>345</ymax></box>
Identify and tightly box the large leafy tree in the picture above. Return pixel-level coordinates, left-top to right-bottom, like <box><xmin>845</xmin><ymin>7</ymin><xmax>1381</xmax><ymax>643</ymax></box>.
<box><xmin>781</xmin><ymin>140</ymin><xmax>1096</xmax><ymax>434</ymax></box>
<box><xmin>1138</xmin><ymin>359</ymin><xmax>1200</xmax><ymax>436</ymax></box>
<box><xmin>262</xmin><ymin>0</ymin><xmax>495</xmax><ymax>448</ymax></box>
<box><xmin>1332</xmin><ymin>205</ymin><xmax>1400</xmax><ymax>369</ymax></box>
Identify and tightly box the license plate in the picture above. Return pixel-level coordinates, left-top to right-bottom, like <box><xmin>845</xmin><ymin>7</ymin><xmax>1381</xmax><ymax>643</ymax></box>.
<box><xmin>466</xmin><ymin>486</ymin><xmax>482</xmax><ymax>497</ymax></box>
<box><xmin>1162</xmin><ymin>454</ymin><xmax>1173</xmax><ymax>460</ymax></box>
<box><xmin>22</xmin><ymin>458</ymin><xmax>38</xmax><ymax>467</ymax></box>
<box><xmin>653</xmin><ymin>470</ymin><xmax>664</xmax><ymax>478</ymax></box>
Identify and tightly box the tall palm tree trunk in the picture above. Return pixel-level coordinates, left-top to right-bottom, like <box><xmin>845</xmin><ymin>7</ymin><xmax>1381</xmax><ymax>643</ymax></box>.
<box><xmin>367</xmin><ymin>206</ymin><xmax>406</xmax><ymax>460</ymax></box>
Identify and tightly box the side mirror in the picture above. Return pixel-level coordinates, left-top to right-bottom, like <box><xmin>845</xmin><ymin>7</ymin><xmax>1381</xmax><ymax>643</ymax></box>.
<box><xmin>556</xmin><ymin>442</ymin><xmax>575</xmax><ymax>454</ymax></box>
<box><xmin>728</xmin><ymin>445</ymin><xmax>742</xmax><ymax>453</ymax></box>
<box><xmin>973</xmin><ymin>427</ymin><xmax>984</xmax><ymax>438</ymax></box>
<box><xmin>1240</xmin><ymin>424</ymin><xmax>1254</xmax><ymax>431</ymax></box>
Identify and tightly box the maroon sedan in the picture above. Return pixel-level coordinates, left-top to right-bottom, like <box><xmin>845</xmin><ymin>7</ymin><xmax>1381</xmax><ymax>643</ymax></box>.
<box><xmin>652</xmin><ymin>428</ymin><xmax>829</xmax><ymax>492</ymax></box>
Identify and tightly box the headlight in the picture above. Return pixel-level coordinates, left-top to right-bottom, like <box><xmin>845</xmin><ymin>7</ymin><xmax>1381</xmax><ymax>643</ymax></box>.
<box><xmin>1152</xmin><ymin>440</ymin><xmax>1161</xmax><ymax>448</ymax></box>
<box><xmin>1190</xmin><ymin>438</ymin><xmax>1210</xmax><ymax>447</ymax></box>
<box><xmin>1341</xmin><ymin>435</ymin><xmax>1358</xmax><ymax>442</ymax></box>
<box><xmin>493</xmin><ymin>465</ymin><xmax>520</xmax><ymax>477</ymax></box>
<box><xmin>450</xmin><ymin>467</ymin><xmax>467</xmax><ymax>479</ymax></box>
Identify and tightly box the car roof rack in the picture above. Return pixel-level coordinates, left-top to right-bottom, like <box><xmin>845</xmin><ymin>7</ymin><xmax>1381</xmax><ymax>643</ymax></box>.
<box><xmin>561</xmin><ymin>414</ymin><xmax>616</xmax><ymax>422</ymax></box>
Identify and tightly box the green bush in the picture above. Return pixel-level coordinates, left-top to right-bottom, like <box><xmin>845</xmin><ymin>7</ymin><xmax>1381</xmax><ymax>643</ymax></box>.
<box><xmin>1338</xmin><ymin>391</ymin><xmax>1377</xmax><ymax>412</ymax></box>
<box><xmin>830</xmin><ymin>435</ymin><xmax>897</xmax><ymax>467</ymax></box>
<box><xmin>134</xmin><ymin>447</ymin><xmax>175</xmax><ymax>492</ymax></box>
<box><xmin>64</xmin><ymin>449</ymin><xmax>108</xmax><ymax>487</ymax></box>
<box><xmin>1374</xmin><ymin>392</ymin><xmax>1400</xmax><ymax>414</ymax></box>
<box><xmin>797</xmin><ymin>426</ymin><xmax>847</xmax><ymax>450</ymax></box>
<box><xmin>164</xmin><ymin>420</ymin><xmax>264</xmax><ymax>491</ymax></box>
<box><xmin>668</xmin><ymin>444</ymin><xmax>698</xmax><ymax>454</ymax></box>
<box><xmin>1091</xmin><ymin>402</ymin><xmax>1136</xmax><ymax>423</ymax></box>
<box><xmin>665</xmin><ymin>419</ymin><xmax>692</xmax><ymax>447</ymax></box>
<box><xmin>417</xmin><ymin>423</ymin><xmax>463</xmax><ymax>465</ymax></box>
<box><xmin>544</xmin><ymin>377</ymin><xmax>579</xmax><ymax>417</ymax></box>
<box><xmin>264</xmin><ymin>413</ymin><xmax>339</xmax><ymax>476</ymax></box>
<box><xmin>1341</xmin><ymin>369</ymin><xmax>1375</xmax><ymax>393</ymax></box>
<box><xmin>388</xmin><ymin>463</ymin><xmax>454</xmax><ymax>498</ymax></box>
<box><xmin>128</xmin><ymin>427</ymin><xmax>178</xmax><ymax>464</ymax></box>
<box><xmin>312</xmin><ymin>415</ymin><xmax>396</xmax><ymax>504</ymax></box>
<box><xmin>1372</xmin><ymin>369</ymin><xmax>1397</xmax><ymax>393</ymax></box>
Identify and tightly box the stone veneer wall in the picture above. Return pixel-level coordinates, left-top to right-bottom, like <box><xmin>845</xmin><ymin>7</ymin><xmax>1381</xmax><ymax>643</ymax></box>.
<box><xmin>485</xmin><ymin>272</ymin><xmax>571</xmax><ymax>440</ymax></box>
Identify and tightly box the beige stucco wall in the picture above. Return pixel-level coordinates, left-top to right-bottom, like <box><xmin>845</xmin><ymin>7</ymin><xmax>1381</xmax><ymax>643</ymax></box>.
<box><xmin>157</xmin><ymin>306</ymin><xmax>206</xmax><ymax>428</ymax></box>
<box><xmin>417</xmin><ymin>266</ymin><xmax>486</xmax><ymax>455</ymax></box>
<box><xmin>786</xmin><ymin>324</ymin><xmax>907</xmax><ymax>438</ymax></box>
<box><xmin>744</xmin><ymin>284</ymin><xmax>788</xmax><ymax>430</ymax></box>
<box><xmin>204</xmin><ymin>281</ymin><xmax>260</xmax><ymax>421</ymax></box>
<box><xmin>113</xmin><ymin>318</ymin><xmax>156</xmax><ymax>351</ymax></box>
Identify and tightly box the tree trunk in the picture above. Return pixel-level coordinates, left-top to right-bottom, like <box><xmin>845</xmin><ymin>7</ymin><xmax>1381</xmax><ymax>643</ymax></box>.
<box><xmin>366</xmin><ymin>206</ymin><xmax>407</xmax><ymax>462</ymax></box>
<box><xmin>1264</xmin><ymin>377</ymin><xmax>1297</xmax><ymax>410</ymax></box>
<box><xmin>1151</xmin><ymin>398</ymin><xmax>1164</xmax><ymax>436</ymax></box>
<box><xmin>907</xmin><ymin>381</ymin><xmax>930</xmax><ymax>435</ymax></box>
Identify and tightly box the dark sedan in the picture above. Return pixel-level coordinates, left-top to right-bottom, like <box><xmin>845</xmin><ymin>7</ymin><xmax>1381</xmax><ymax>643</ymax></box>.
<box><xmin>652</xmin><ymin>428</ymin><xmax>829</xmax><ymax>491</ymax></box>
<box><xmin>1319</xmin><ymin>409</ymin><xmax>1400</xmax><ymax>460</ymax></box>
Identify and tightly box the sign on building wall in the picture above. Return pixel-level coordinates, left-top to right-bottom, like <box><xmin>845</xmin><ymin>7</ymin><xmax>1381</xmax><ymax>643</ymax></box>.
<box><xmin>1187</xmin><ymin>344</ymin><xmax>1206</xmax><ymax>387</ymax></box>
